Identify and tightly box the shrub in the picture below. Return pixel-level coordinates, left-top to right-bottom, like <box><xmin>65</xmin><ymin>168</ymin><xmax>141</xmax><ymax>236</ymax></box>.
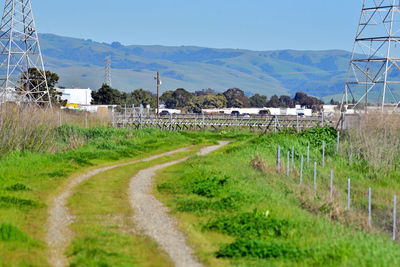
<box><xmin>216</xmin><ymin>239</ymin><xmax>350</xmax><ymax>263</ymax></box>
<box><xmin>203</xmin><ymin>210</ymin><xmax>295</xmax><ymax>239</ymax></box>
<box><xmin>187</xmin><ymin>175</ymin><xmax>229</xmax><ymax>198</ymax></box>
<box><xmin>300</xmin><ymin>127</ymin><xmax>337</xmax><ymax>147</ymax></box>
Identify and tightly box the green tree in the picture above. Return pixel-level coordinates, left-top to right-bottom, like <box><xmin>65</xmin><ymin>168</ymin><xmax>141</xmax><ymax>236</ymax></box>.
<box><xmin>160</xmin><ymin>90</ymin><xmax>175</xmax><ymax>108</ymax></box>
<box><xmin>161</xmin><ymin>88</ymin><xmax>193</xmax><ymax>109</ymax></box>
<box><xmin>187</xmin><ymin>94</ymin><xmax>227</xmax><ymax>113</ymax></box>
<box><xmin>294</xmin><ymin>92</ymin><xmax>324</xmax><ymax>111</ymax></box>
<box><xmin>91</xmin><ymin>84</ymin><xmax>123</xmax><ymax>104</ymax></box>
<box><xmin>202</xmin><ymin>94</ymin><xmax>227</xmax><ymax>108</ymax></box>
<box><xmin>250</xmin><ymin>94</ymin><xmax>267</xmax><ymax>108</ymax></box>
<box><xmin>129</xmin><ymin>89</ymin><xmax>157</xmax><ymax>108</ymax></box>
<box><xmin>173</xmin><ymin>88</ymin><xmax>193</xmax><ymax>108</ymax></box>
<box><xmin>223</xmin><ymin>88</ymin><xmax>250</xmax><ymax>108</ymax></box>
<box><xmin>194</xmin><ymin>88</ymin><xmax>216</xmax><ymax>96</ymax></box>
<box><xmin>279</xmin><ymin>95</ymin><xmax>294</xmax><ymax>108</ymax></box>
<box><xmin>267</xmin><ymin>95</ymin><xmax>280</xmax><ymax>108</ymax></box>
<box><xmin>22</xmin><ymin>68</ymin><xmax>65</xmax><ymax>106</ymax></box>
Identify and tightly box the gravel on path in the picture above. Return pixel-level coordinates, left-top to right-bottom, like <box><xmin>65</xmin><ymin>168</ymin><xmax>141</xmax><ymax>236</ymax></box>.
<box><xmin>46</xmin><ymin>147</ymin><xmax>191</xmax><ymax>267</ymax></box>
<box><xmin>129</xmin><ymin>141</ymin><xmax>229</xmax><ymax>267</ymax></box>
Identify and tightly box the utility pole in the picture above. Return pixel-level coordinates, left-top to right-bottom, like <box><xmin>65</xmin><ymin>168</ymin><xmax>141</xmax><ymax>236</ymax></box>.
<box><xmin>155</xmin><ymin>72</ymin><xmax>160</xmax><ymax>115</ymax></box>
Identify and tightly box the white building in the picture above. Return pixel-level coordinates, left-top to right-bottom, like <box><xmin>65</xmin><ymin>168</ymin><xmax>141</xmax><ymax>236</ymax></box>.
<box><xmin>322</xmin><ymin>105</ymin><xmax>338</xmax><ymax>115</ymax></box>
<box><xmin>57</xmin><ymin>88</ymin><xmax>92</xmax><ymax>105</ymax></box>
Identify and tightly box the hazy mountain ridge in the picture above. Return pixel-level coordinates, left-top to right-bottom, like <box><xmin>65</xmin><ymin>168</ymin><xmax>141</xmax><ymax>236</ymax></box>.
<box><xmin>39</xmin><ymin>33</ymin><xmax>351</xmax><ymax>100</ymax></box>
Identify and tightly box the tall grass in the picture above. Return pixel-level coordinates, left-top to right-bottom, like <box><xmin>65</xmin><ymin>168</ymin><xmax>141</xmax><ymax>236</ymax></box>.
<box><xmin>0</xmin><ymin>104</ymin><xmax>57</xmax><ymax>155</ymax></box>
<box><xmin>342</xmin><ymin>113</ymin><xmax>400</xmax><ymax>173</ymax></box>
<box><xmin>0</xmin><ymin>104</ymin><xmax>111</xmax><ymax>156</ymax></box>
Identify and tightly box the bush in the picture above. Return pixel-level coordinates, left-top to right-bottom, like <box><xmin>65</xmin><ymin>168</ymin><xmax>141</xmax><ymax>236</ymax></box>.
<box><xmin>203</xmin><ymin>210</ymin><xmax>295</xmax><ymax>239</ymax></box>
<box><xmin>216</xmin><ymin>239</ymin><xmax>350</xmax><ymax>263</ymax></box>
<box><xmin>187</xmin><ymin>175</ymin><xmax>229</xmax><ymax>198</ymax></box>
<box><xmin>300</xmin><ymin>127</ymin><xmax>337</xmax><ymax>147</ymax></box>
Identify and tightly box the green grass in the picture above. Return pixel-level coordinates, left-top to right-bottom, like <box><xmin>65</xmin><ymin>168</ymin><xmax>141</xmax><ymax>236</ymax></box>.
<box><xmin>5</xmin><ymin>124</ymin><xmax>399</xmax><ymax>266</ymax></box>
<box><xmin>67</xmin><ymin>147</ymin><xmax>206</xmax><ymax>266</ymax></box>
<box><xmin>0</xmin><ymin>126</ymin><xmax>245</xmax><ymax>266</ymax></box>
<box><xmin>155</xmin><ymin>128</ymin><xmax>400</xmax><ymax>266</ymax></box>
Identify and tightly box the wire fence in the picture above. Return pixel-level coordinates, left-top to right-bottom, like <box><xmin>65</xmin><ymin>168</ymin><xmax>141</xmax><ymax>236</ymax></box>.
<box><xmin>276</xmin><ymin>134</ymin><xmax>399</xmax><ymax>241</ymax></box>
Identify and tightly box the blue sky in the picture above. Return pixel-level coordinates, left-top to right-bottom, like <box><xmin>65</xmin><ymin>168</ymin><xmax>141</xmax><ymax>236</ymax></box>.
<box><xmin>32</xmin><ymin>0</ymin><xmax>362</xmax><ymax>51</ymax></box>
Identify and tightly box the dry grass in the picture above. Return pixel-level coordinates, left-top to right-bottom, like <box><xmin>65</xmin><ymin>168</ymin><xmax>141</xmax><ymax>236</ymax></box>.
<box><xmin>251</xmin><ymin>153</ymin><xmax>268</xmax><ymax>173</ymax></box>
<box><xmin>342</xmin><ymin>113</ymin><xmax>400</xmax><ymax>172</ymax></box>
<box><xmin>0</xmin><ymin>104</ymin><xmax>58</xmax><ymax>155</ymax></box>
<box><xmin>295</xmin><ymin>184</ymin><xmax>369</xmax><ymax>229</ymax></box>
<box><xmin>0</xmin><ymin>104</ymin><xmax>111</xmax><ymax>156</ymax></box>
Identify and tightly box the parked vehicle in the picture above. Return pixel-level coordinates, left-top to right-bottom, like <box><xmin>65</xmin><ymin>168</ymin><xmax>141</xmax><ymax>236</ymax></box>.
<box><xmin>160</xmin><ymin>110</ymin><xmax>170</xmax><ymax>116</ymax></box>
<box><xmin>259</xmin><ymin>110</ymin><xmax>271</xmax><ymax>115</ymax></box>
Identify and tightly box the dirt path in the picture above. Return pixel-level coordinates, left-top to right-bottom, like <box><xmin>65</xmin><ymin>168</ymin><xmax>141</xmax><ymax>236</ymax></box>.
<box><xmin>46</xmin><ymin>147</ymin><xmax>191</xmax><ymax>267</ymax></box>
<box><xmin>129</xmin><ymin>141</ymin><xmax>229</xmax><ymax>267</ymax></box>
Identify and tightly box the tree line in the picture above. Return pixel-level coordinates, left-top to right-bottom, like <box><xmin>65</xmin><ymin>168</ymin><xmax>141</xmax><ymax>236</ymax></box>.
<box><xmin>92</xmin><ymin>84</ymin><xmax>325</xmax><ymax>112</ymax></box>
<box><xmin>17</xmin><ymin>69</ymin><xmax>326</xmax><ymax>112</ymax></box>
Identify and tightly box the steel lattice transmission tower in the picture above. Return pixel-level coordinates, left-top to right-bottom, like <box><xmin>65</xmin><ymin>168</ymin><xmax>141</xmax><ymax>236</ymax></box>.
<box><xmin>0</xmin><ymin>0</ymin><xmax>51</xmax><ymax>107</ymax></box>
<box><xmin>342</xmin><ymin>0</ymin><xmax>400</xmax><ymax>111</ymax></box>
<box><xmin>105</xmin><ymin>56</ymin><xmax>112</xmax><ymax>87</ymax></box>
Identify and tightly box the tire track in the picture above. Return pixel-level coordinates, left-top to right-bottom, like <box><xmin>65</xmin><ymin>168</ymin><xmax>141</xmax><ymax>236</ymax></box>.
<box><xmin>129</xmin><ymin>141</ymin><xmax>229</xmax><ymax>267</ymax></box>
<box><xmin>46</xmin><ymin>147</ymin><xmax>191</xmax><ymax>267</ymax></box>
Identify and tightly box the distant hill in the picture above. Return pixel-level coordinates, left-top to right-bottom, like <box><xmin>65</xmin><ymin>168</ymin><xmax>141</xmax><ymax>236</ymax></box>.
<box><xmin>39</xmin><ymin>33</ymin><xmax>351</xmax><ymax>101</ymax></box>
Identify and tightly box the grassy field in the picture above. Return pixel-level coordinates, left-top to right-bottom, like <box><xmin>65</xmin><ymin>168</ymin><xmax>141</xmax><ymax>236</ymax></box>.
<box><xmin>0</xmin><ymin>125</ymin><xmax>242</xmax><ymax>266</ymax></box>
<box><xmin>2</xmin><ymin>121</ymin><xmax>400</xmax><ymax>266</ymax></box>
<box><xmin>155</xmin><ymin>127</ymin><xmax>400</xmax><ymax>266</ymax></box>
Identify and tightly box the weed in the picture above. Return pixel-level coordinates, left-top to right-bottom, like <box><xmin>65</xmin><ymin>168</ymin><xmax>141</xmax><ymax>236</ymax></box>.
<box><xmin>216</xmin><ymin>239</ymin><xmax>307</xmax><ymax>260</ymax></box>
<box><xmin>5</xmin><ymin>183</ymin><xmax>31</xmax><ymax>192</ymax></box>
<box><xmin>187</xmin><ymin>175</ymin><xmax>229</xmax><ymax>198</ymax></box>
<box><xmin>0</xmin><ymin>196</ymin><xmax>41</xmax><ymax>209</ymax></box>
<box><xmin>0</xmin><ymin>223</ymin><xmax>29</xmax><ymax>242</ymax></box>
<box><xmin>203</xmin><ymin>210</ymin><xmax>295</xmax><ymax>239</ymax></box>
<box><xmin>216</xmin><ymin>239</ymin><xmax>350</xmax><ymax>264</ymax></box>
<box><xmin>68</xmin><ymin>237</ymin><xmax>122</xmax><ymax>267</ymax></box>
<box><xmin>175</xmin><ymin>194</ymin><xmax>243</xmax><ymax>213</ymax></box>
<box><xmin>45</xmin><ymin>170</ymin><xmax>69</xmax><ymax>178</ymax></box>
<box><xmin>251</xmin><ymin>154</ymin><xmax>268</xmax><ymax>173</ymax></box>
<box><xmin>300</xmin><ymin>127</ymin><xmax>337</xmax><ymax>148</ymax></box>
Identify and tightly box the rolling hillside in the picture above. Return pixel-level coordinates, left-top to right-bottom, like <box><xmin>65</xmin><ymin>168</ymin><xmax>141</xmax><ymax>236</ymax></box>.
<box><xmin>39</xmin><ymin>33</ymin><xmax>351</xmax><ymax>100</ymax></box>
